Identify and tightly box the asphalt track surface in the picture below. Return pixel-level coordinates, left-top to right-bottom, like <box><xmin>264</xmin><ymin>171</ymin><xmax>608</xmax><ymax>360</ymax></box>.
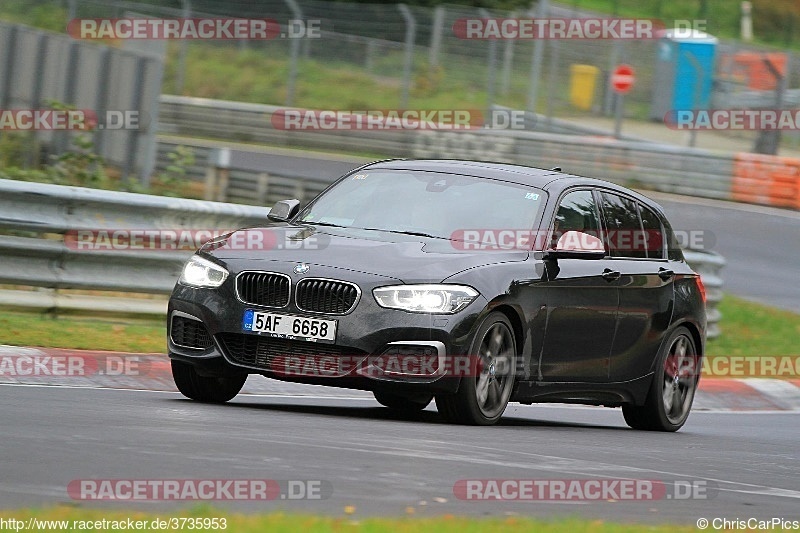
<box><xmin>1</xmin><ymin>384</ymin><xmax>799</xmax><ymax>524</ymax></box>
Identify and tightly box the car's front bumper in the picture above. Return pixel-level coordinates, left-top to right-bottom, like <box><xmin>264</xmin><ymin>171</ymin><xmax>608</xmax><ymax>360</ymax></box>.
<box><xmin>167</xmin><ymin>273</ymin><xmax>488</xmax><ymax>395</ymax></box>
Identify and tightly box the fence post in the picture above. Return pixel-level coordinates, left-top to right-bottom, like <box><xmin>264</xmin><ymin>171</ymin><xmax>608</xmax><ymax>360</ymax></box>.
<box><xmin>54</xmin><ymin>41</ymin><xmax>80</xmax><ymax>157</ymax></box>
<box><xmin>398</xmin><ymin>4</ymin><xmax>416</xmax><ymax>109</ymax></box>
<box><xmin>526</xmin><ymin>0</ymin><xmax>548</xmax><ymax>112</ymax></box>
<box><xmin>545</xmin><ymin>38</ymin><xmax>560</xmax><ymax>130</ymax></box>
<box><xmin>429</xmin><ymin>6</ymin><xmax>444</xmax><ymax>68</ymax></box>
<box><xmin>27</xmin><ymin>33</ymin><xmax>48</xmax><ymax>168</ymax></box>
<box><xmin>175</xmin><ymin>0</ymin><xmax>191</xmax><ymax>95</ymax></box>
<box><xmin>93</xmin><ymin>47</ymin><xmax>112</xmax><ymax>158</ymax></box>
<box><xmin>479</xmin><ymin>9</ymin><xmax>497</xmax><ymax>116</ymax></box>
<box><xmin>604</xmin><ymin>39</ymin><xmax>622</xmax><ymax>116</ymax></box>
<box><xmin>0</xmin><ymin>25</ymin><xmax>16</xmax><ymax>110</ymax></box>
<box><xmin>500</xmin><ymin>14</ymin><xmax>516</xmax><ymax>96</ymax></box>
<box><xmin>365</xmin><ymin>39</ymin><xmax>376</xmax><ymax>71</ymax></box>
<box><xmin>124</xmin><ymin>57</ymin><xmax>148</xmax><ymax>184</ymax></box>
<box><xmin>283</xmin><ymin>0</ymin><xmax>303</xmax><ymax>107</ymax></box>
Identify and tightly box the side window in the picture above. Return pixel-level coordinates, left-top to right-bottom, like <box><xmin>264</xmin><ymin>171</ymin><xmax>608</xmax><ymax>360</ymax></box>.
<box><xmin>551</xmin><ymin>190</ymin><xmax>602</xmax><ymax>249</ymax></box>
<box><xmin>663</xmin><ymin>217</ymin><xmax>684</xmax><ymax>261</ymax></box>
<box><xmin>600</xmin><ymin>192</ymin><xmax>646</xmax><ymax>259</ymax></box>
<box><xmin>639</xmin><ymin>204</ymin><xmax>665</xmax><ymax>259</ymax></box>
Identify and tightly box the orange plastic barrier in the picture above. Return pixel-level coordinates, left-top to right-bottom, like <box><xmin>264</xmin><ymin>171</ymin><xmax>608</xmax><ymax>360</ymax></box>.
<box><xmin>718</xmin><ymin>52</ymin><xmax>787</xmax><ymax>90</ymax></box>
<box><xmin>732</xmin><ymin>153</ymin><xmax>800</xmax><ymax>209</ymax></box>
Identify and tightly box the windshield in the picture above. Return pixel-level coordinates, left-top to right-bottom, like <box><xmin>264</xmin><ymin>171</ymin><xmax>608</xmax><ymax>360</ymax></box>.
<box><xmin>295</xmin><ymin>170</ymin><xmax>546</xmax><ymax>241</ymax></box>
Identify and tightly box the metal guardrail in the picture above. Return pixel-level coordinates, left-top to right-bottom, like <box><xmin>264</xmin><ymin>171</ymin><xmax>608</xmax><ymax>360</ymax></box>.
<box><xmin>683</xmin><ymin>249</ymin><xmax>726</xmax><ymax>339</ymax></box>
<box><xmin>158</xmin><ymin>95</ymin><xmax>736</xmax><ymax>202</ymax></box>
<box><xmin>0</xmin><ymin>178</ymin><xmax>272</xmax><ymax>315</ymax></box>
<box><xmin>0</xmin><ymin>177</ymin><xmax>724</xmax><ymax>337</ymax></box>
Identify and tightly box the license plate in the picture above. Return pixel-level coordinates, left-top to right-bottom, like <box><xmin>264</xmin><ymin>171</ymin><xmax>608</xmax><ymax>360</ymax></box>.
<box><xmin>242</xmin><ymin>310</ymin><xmax>337</xmax><ymax>343</ymax></box>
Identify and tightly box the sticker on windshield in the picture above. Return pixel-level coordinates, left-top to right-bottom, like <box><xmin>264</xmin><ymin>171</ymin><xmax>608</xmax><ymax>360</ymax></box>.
<box><xmin>525</xmin><ymin>192</ymin><xmax>540</xmax><ymax>200</ymax></box>
<box><xmin>352</xmin><ymin>174</ymin><xmax>368</xmax><ymax>180</ymax></box>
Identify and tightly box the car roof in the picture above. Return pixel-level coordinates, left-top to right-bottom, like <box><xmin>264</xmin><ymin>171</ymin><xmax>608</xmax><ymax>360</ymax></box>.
<box><xmin>364</xmin><ymin>159</ymin><xmax>666</xmax><ymax>214</ymax></box>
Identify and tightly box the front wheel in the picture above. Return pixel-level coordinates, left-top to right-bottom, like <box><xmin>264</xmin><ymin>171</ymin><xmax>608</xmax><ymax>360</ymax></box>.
<box><xmin>171</xmin><ymin>360</ymin><xmax>247</xmax><ymax>403</ymax></box>
<box><xmin>622</xmin><ymin>326</ymin><xmax>699</xmax><ymax>432</ymax></box>
<box><xmin>436</xmin><ymin>312</ymin><xmax>517</xmax><ymax>425</ymax></box>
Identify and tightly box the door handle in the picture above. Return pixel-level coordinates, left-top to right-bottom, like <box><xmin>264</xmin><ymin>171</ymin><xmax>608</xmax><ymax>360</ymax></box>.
<box><xmin>658</xmin><ymin>267</ymin><xmax>674</xmax><ymax>281</ymax></box>
<box><xmin>602</xmin><ymin>268</ymin><xmax>621</xmax><ymax>281</ymax></box>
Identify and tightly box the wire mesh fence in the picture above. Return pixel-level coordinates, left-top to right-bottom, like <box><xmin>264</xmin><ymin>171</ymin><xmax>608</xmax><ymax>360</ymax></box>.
<box><xmin>4</xmin><ymin>0</ymin><xmax>800</xmax><ymax>152</ymax></box>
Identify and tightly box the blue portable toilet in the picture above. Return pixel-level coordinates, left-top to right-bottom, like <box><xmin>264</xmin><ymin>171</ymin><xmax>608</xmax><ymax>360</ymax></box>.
<box><xmin>650</xmin><ymin>29</ymin><xmax>718</xmax><ymax>120</ymax></box>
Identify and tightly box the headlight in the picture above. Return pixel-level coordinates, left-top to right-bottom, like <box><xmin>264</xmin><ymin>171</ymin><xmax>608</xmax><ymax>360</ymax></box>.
<box><xmin>373</xmin><ymin>284</ymin><xmax>479</xmax><ymax>314</ymax></box>
<box><xmin>179</xmin><ymin>255</ymin><xmax>228</xmax><ymax>288</ymax></box>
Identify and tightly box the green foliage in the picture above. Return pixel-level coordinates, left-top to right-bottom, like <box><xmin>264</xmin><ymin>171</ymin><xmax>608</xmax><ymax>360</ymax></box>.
<box><xmin>150</xmin><ymin>145</ymin><xmax>196</xmax><ymax>197</ymax></box>
<box><xmin>0</xmin><ymin>0</ymin><xmax>66</xmax><ymax>32</ymax></box>
<box><xmin>0</xmin><ymin>102</ymin><xmax>197</xmax><ymax>197</ymax></box>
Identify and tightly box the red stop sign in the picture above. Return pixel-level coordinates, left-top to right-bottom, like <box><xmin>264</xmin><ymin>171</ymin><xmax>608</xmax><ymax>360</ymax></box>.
<box><xmin>612</xmin><ymin>64</ymin><xmax>635</xmax><ymax>94</ymax></box>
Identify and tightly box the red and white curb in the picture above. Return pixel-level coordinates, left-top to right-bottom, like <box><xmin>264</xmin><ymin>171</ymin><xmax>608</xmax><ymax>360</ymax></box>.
<box><xmin>1</xmin><ymin>345</ymin><xmax>799</xmax><ymax>410</ymax></box>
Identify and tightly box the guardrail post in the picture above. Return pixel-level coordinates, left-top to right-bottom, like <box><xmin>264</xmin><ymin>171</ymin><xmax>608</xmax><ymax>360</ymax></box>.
<box><xmin>205</xmin><ymin>147</ymin><xmax>231</xmax><ymax>202</ymax></box>
<box><xmin>256</xmin><ymin>173</ymin><xmax>271</xmax><ymax>205</ymax></box>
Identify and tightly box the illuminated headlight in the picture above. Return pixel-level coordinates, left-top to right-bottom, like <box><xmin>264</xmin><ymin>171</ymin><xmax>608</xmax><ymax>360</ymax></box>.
<box><xmin>373</xmin><ymin>285</ymin><xmax>479</xmax><ymax>314</ymax></box>
<box><xmin>179</xmin><ymin>255</ymin><xmax>228</xmax><ymax>288</ymax></box>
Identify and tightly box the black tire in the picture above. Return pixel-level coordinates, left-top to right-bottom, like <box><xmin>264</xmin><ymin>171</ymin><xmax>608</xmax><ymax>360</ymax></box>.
<box><xmin>435</xmin><ymin>312</ymin><xmax>517</xmax><ymax>425</ymax></box>
<box><xmin>373</xmin><ymin>391</ymin><xmax>432</xmax><ymax>411</ymax></box>
<box><xmin>171</xmin><ymin>360</ymin><xmax>247</xmax><ymax>403</ymax></box>
<box><xmin>622</xmin><ymin>326</ymin><xmax>699</xmax><ymax>432</ymax></box>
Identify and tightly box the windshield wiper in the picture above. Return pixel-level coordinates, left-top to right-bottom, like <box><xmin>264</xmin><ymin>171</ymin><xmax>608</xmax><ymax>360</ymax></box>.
<box><xmin>361</xmin><ymin>227</ymin><xmax>443</xmax><ymax>239</ymax></box>
<box><xmin>301</xmin><ymin>222</ymin><xmax>443</xmax><ymax>240</ymax></box>
<box><xmin>299</xmin><ymin>221</ymin><xmax>348</xmax><ymax>228</ymax></box>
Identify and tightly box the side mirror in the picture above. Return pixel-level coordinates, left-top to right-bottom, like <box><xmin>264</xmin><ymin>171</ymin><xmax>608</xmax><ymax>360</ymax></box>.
<box><xmin>267</xmin><ymin>199</ymin><xmax>300</xmax><ymax>222</ymax></box>
<box><xmin>544</xmin><ymin>230</ymin><xmax>606</xmax><ymax>260</ymax></box>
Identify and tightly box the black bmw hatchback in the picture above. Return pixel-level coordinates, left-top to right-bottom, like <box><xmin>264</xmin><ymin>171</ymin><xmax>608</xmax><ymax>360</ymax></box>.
<box><xmin>168</xmin><ymin>159</ymin><xmax>706</xmax><ymax>431</ymax></box>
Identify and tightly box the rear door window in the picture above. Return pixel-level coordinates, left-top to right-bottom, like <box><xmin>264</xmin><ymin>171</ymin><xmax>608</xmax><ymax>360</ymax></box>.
<box><xmin>600</xmin><ymin>192</ymin><xmax>646</xmax><ymax>259</ymax></box>
<box><xmin>638</xmin><ymin>203</ymin><xmax>665</xmax><ymax>259</ymax></box>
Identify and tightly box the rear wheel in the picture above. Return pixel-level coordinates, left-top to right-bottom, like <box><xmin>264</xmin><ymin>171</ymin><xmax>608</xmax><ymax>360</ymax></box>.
<box><xmin>373</xmin><ymin>391</ymin><xmax>432</xmax><ymax>411</ymax></box>
<box><xmin>171</xmin><ymin>360</ymin><xmax>247</xmax><ymax>403</ymax></box>
<box><xmin>622</xmin><ymin>327</ymin><xmax>699</xmax><ymax>431</ymax></box>
<box><xmin>436</xmin><ymin>312</ymin><xmax>517</xmax><ymax>425</ymax></box>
